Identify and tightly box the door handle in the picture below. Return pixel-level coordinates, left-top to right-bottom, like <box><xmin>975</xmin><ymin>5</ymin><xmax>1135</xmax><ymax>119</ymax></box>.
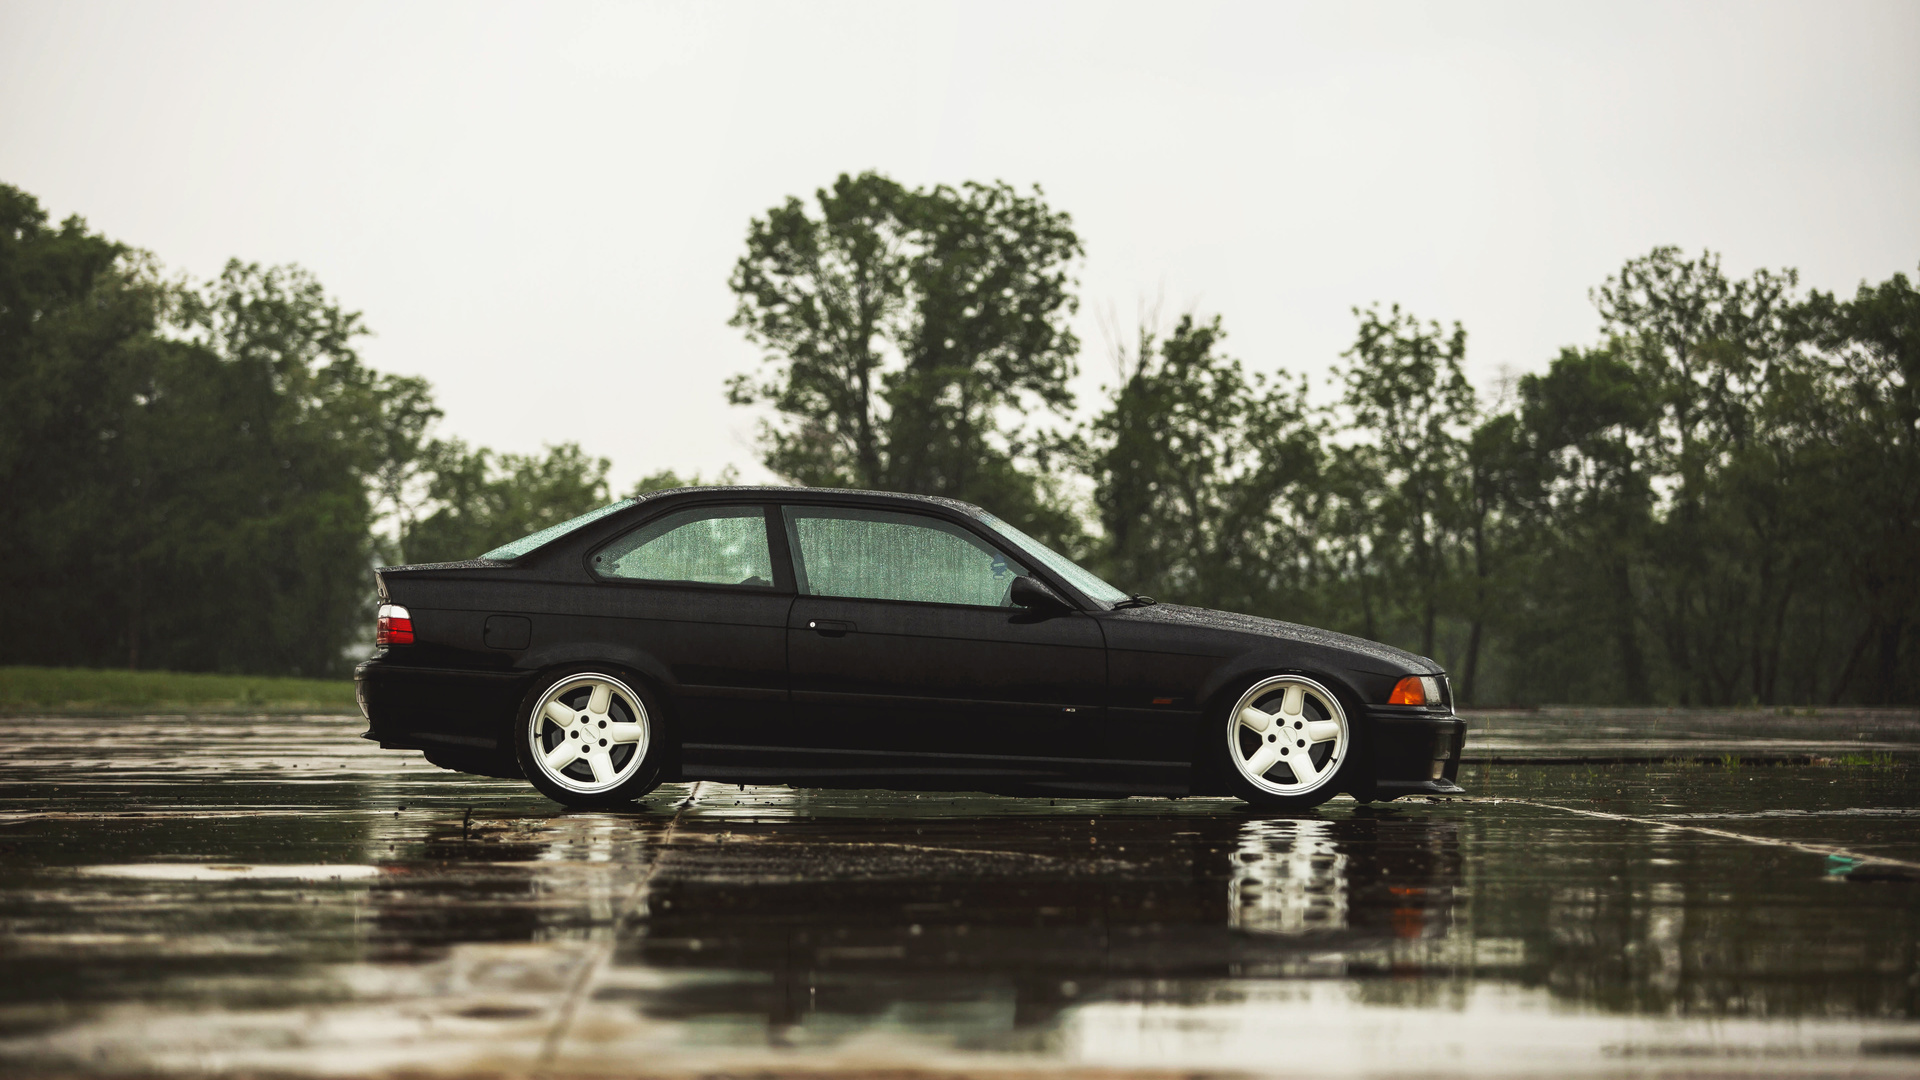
<box><xmin>807</xmin><ymin>619</ymin><xmax>854</xmax><ymax>637</ymax></box>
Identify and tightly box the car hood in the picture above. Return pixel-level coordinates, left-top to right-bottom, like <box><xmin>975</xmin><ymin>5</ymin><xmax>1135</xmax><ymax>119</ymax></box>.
<box><xmin>1111</xmin><ymin>603</ymin><xmax>1440</xmax><ymax>675</ymax></box>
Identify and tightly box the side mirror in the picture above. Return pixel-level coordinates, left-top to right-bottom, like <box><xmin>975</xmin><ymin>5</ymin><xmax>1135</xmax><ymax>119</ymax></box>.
<box><xmin>1010</xmin><ymin>575</ymin><xmax>1070</xmax><ymax>613</ymax></box>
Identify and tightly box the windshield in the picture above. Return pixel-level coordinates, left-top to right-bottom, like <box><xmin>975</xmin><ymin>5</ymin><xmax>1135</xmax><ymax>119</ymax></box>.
<box><xmin>976</xmin><ymin>512</ymin><xmax>1131</xmax><ymax>605</ymax></box>
<box><xmin>480</xmin><ymin>498</ymin><xmax>637</xmax><ymax>561</ymax></box>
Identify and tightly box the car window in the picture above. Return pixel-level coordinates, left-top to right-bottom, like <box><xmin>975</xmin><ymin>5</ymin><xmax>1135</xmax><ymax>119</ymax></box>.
<box><xmin>593</xmin><ymin>505</ymin><xmax>774</xmax><ymax>588</ymax></box>
<box><xmin>976</xmin><ymin>511</ymin><xmax>1131</xmax><ymax>605</ymax></box>
<box><xmin>784</xmin><ymin>506</ymin><xmax>1028</xmax><ymax>607</ymax></box>
<box><xmin>481</xmin><ymin>498</ymin><xmax>637</xmax><ymax>561</ymax></box>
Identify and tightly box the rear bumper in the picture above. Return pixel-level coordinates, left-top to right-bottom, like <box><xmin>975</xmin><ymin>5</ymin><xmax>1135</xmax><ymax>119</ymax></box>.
<box><xmin>1366</xmin><ymin>706</ymin><xmax>1467</xmax><ymax>797</ymax></box>
<box><xmin>355</xmin><ymin>658</ymin><xmax>531</xmax><ymax>753</ymax></box>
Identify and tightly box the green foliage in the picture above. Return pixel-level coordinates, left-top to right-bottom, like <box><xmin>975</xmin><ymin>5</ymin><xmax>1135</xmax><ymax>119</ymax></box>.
<box><xmin>719</xmin><ymin>173</ymin><xmax>1917</xmax><ymax>704</ymax></box>
<box><xmin>0</xmin><ymin>185</ymin><xmax>386</xmax><ymax>676</ymax></box>
<box><xmin>1335</xmin><ymin>305</ymin><xmax>1476</xmax><ymax>659</ymax></box>
<box><xmin>728</xmin><ymin>171</ymin><xmax>1084</xmax><ymax>547</ymax></box>
<box><xmin>401</xmin><ymin>441</ymin><xmax>612</xmax><ymax>564</ymax></box>
<box><xmin>627</xmin><ymin>464</ymin><xmax>742</xmax><ymax>498</ymax></box>
<box><xmin>1074</xmin><ymin>251</ymin><xmax>1919</xmax><ymax>706</ymax></box>
<box><xmin>1797</xmin><ymin>270</ymin><xmax>1920</xmax><ymax>702</ymax></box>
<box><xmin>1084</xmin><ymin>315</ymin><xmax>1321</xmax><ymax>615</ymax></box>
<box><xmin>6</xmin><ymin>173</ymin><xmax>1917</xmax><ymax>704</ymax></box>
<box><xmin>0</xmin><ymin>182</ymin><xmax>693</xmax><ymax>677</ymax></box>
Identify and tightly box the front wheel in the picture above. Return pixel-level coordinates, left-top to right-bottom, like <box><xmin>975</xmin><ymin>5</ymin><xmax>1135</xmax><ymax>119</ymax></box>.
<box><xmin>514</xmin><ymin>670</ymin><xmax>666</xmax><ymax>808</ymax></box>
<box><xmin>1216</xmin><ymin>674</ymin><xmax>1363</xmax><ymax>809</ymax></box>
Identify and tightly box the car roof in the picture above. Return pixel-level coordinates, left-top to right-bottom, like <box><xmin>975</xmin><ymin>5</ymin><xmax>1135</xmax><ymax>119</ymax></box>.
<box><xmin>638</xmin><ymin>486</ymin><xmax>991</xmax><ymax>519</ymax></box>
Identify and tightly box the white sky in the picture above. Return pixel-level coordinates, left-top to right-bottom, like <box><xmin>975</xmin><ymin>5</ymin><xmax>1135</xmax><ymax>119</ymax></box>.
<box><xmin>4</xmin><ymin>0</ymin><xmax>1917</xmax><ymax>490</ymax></box>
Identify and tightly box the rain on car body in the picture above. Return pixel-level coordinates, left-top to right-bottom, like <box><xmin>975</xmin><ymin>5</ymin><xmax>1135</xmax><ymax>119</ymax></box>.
<box><xmin>355</xmin><ymin>487</ymin><xmax>1466</xmax><ymax>808</ymax></box>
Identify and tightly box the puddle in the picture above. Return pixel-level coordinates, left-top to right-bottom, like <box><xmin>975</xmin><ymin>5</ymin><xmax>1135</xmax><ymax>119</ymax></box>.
<box><xmin>2</xmin><ymin>712</ymin><xmax>1918</xmax><ymax>1076</ymax></box>
<box><xmin>78</xmin><ymin>863</ymin><xmax>383</xmax><ymax>881</ymax></box>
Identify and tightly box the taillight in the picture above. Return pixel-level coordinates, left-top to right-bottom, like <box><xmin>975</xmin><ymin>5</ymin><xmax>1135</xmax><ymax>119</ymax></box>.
<box><xmin>376</xmin><ymin>603</ymin><xmax>414</xmax><ymax>646</ymax></box>
<box><xmin>1389</xmin><ymin>675</ymin><xmax>1442</xmax><ymax>706</ymax></box>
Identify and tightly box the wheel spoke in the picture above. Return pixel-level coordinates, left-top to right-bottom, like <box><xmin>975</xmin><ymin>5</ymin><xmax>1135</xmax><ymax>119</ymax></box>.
<box><xmin>1279</xmin><ymin>685</ymin><xmax>1305</xmax><ymax>720</ymax></box>
<box><xmin>543</xmin><ymin>740</ymin><xmax>582</xmax><ymax>772</ymax></box>
<box><xmin>585</xmin><ymin>749</ymin><xmax>611</xmax><ymax>783</ymax></box>
<box><xmin>587</xmin><ymin>682</ymin><xmax>612</xmax><ymax>716</ymax></box>
<box><xmin>1243</xmin><ymin>740</ymin><xmax>1286</xmax><ymax>778</ymax></box>
<box><xmin>1288</xmin><ymin>748</ymin><xmax>1321</xmax><ymax>784</ymax></box>
<box><xmin>606</xmin><ymin>722</ymin><xmax>645</xmax><ymax>745</ymax></box>
<box><xmin>1305</xmin><ymin>719</ymin><xmax>1342</xmax><ymax>743</ymax></box>
<box><xmin>1238</xmin><ymin>706</ymin><xmax>1274</xmax><ymax>734</ymax></box>
<box><xmin>541</xmin><ymin>701</ymin><xmax>577</xmax><ymax>729</ymax></box>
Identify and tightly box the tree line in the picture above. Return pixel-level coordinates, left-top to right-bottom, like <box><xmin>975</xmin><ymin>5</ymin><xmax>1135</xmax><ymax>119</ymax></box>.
<box><xmin>4</xmin><ymin>176</ymin><xmax>1914</xmax><ymax>703</ymax></box>
<box><xmin>0</xmin><ymin>183</ymin><xmax>683</xmax><ymax>676</ymax></box>
<box><xmin>728</xmin><ymin>173</ymin><xmax>1918</xmax><ymax>706</ymax></box>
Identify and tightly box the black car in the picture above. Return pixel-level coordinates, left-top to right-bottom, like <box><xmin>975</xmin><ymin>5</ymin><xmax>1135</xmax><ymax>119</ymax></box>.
<box><xmin>356</xmin><ymin>487</ymin><xmax>1466</xmax><ymax>809</ymax></box>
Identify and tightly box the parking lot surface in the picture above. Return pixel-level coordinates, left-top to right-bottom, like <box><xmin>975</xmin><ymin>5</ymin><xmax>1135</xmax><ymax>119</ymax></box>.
<box><xmin>2</xmin><ymin>709</ymin><xmax>1917</xmax><ymax>1078</ymax></box>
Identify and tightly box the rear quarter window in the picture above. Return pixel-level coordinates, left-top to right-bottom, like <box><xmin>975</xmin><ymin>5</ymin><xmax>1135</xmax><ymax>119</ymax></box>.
<box><xmin>592</xmin><ymin>505</ymin><xmax>775</xmax><ymax>588</ymax></box>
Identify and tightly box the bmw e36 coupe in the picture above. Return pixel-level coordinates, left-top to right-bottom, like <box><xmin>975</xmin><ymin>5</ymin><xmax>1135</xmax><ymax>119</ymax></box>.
<box><xmin>356</xmin><ymin>487</ymin><xmax>1466</xmax><ymax>809</ymax></box>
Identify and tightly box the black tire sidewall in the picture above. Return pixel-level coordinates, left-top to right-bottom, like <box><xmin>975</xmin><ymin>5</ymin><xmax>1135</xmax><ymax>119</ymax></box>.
<box><xmin>514</xmin><ymin>666</ymin><xmax>669</xmax><ymax>808</ymax></box>
<box><xmin>1214</xmin><ymin>674</ymin><xmax>1367</xmax><ymax>810</ymax></box>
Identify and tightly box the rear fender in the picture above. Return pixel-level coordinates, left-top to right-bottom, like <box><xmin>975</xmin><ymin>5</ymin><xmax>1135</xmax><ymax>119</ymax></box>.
<box><xmin>518</xmin><ymin>644</ymin><xmax>677</xmax><ymax>700</ymax></box>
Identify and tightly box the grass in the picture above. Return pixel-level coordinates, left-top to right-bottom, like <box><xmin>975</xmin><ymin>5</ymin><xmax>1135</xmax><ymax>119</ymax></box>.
<box><xmin>0</xmin><ymin>665</ymin><xmax>358</xmax><ymax>714</ymax></box>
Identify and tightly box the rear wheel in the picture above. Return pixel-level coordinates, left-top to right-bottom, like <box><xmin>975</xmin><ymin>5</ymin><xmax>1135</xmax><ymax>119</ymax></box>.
<box><xmin>514</xmin><ymin>670</ymin><xmax>665</xmax><ymax>808</ymax></box>
<box><xmin>1217</xmin><ymin>674</ymin><xmax>1361</xmax><ymax>809</ymax></box>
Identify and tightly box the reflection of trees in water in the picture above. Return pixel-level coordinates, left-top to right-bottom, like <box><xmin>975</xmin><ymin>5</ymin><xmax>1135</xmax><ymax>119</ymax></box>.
<box><xmin>356</xmin><ymin>800</ymin><xmax>1920</xmax><ymax>1031</ymax></box>
<box><xmin>1465</xmin><ymin>825</ymin><xmax>1920</xmax><ymax>1020</ymax></box>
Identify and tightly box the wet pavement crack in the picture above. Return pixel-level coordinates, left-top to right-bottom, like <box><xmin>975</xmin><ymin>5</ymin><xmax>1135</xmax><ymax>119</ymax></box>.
<box><xmin>534</xmin><ymin>781</ymin><xmax>703</xmax><ymax>1070</ymax></box>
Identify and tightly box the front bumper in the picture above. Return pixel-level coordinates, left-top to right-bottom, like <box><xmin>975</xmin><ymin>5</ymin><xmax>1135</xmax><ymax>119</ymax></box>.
<box><xmin>1366</xmin><ymin>706</ymin><xmax>1467</xmax><ymax>797</ymax></box>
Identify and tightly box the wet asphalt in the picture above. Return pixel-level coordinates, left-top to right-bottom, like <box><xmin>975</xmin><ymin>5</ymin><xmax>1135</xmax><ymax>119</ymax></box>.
<box><xmin>1</xmin><ymin>710</ymin><xmax>1917</xmax><ymax>1078</ymax></box>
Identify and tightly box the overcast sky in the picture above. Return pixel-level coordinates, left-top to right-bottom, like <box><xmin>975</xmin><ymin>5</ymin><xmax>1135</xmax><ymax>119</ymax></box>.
<box><xmin>4</xmin><ymin>0</ymin><xmax>1917</xmax><ymax>489</ymax></box>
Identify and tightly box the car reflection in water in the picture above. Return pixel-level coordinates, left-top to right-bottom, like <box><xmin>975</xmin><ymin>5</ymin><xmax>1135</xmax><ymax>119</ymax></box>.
<box><xmin>364</xmin><ymin>799</ymin><xmax>1463</xmax><ymax>1040</ymax></box>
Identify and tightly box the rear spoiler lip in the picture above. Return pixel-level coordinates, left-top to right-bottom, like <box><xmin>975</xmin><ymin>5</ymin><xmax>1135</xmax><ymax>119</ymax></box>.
<box><xmin>374</xmin><ymin>560</ymin><xmax>514</xmax><ymax>602</ymax></box>
<box><xmin>376</xmin><ymin>559</ymin><xmax>515</xmax><ymax>573</ymax></box>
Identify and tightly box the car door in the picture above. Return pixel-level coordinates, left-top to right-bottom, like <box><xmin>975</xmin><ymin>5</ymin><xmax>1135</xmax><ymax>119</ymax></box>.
<box><xmin>583</xmin><ymin>502</ymin><xmax>794</xmax><ymax>760</ymax></box>
<box><xmin>779</xmin><ymin>503</ymin><xmax>1108</xmax><ymax>784</ymax></box>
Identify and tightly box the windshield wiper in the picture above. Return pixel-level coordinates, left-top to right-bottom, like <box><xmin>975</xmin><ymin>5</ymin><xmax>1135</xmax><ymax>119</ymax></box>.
<box><xmin>1111</xmin><ymin>594</ymin><xmax>1157</xmax><ymax>609</ymax></box>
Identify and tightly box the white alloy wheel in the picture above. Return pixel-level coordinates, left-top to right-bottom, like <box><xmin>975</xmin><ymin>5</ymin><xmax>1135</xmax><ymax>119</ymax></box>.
<box><xmin>1227</xmin><ymin>675</ymin><xmax>1349</xmax><ymax>797</ymax></box>
<box><xmin>524</xmin><ymin>673</ymin><xmax>651</xmax><ymax>795</ymax></box>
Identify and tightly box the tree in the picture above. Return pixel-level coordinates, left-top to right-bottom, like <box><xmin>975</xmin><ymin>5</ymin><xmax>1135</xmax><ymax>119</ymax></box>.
<box><xmin>0</xmin><ymin>185</ymin><xmax>153</xmax><ymax>669</ymax></box>
<box><xmin>1590</xmin><ymin>248</ymin><xmax>1802</xmax><ymax>703</ymax></box>
<box><xmin>1799</xmin><ymin>269</ymin><xmax>1920</xmax><ymax>703</ymax></box>
<box><xmin>402</xmin><ymin>441</ymin><xmax>613</xmax><ymax>564</ymax></box>
<box><xmin>1509</xmin><ymin>345</ymin><xmax>1659</xmax><ymax>703</ymax></box>
<box><xmin>1457</xmin><ymin>410</ymin><xmax>1532</xmax><ymax>704</ymax></box>
<box><xmin>1335</xmin><ymin>305</ymin><xmax>1477</xmax><ymax>660</ymax></box>
<box><xmin>1085</xmin><ymin>315</ymin><xmax>1322</xmax><ymax>615</ymax></box>
<box><xmin>727</xmin><ymin>172</ymin><xmax>912</xmax><ymax>488</ymax></box>
<box><xmin>0</xmin><ymin>203</ymin><xmax>401</xmax><ymax>676</ymax></box>
<box><xmin>728</xmin><ymin>172</ymin><xmax>1084</xmax><ymax>544</ymax></box>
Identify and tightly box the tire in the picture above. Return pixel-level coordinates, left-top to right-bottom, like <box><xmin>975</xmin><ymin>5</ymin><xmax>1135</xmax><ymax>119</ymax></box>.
<box><xmin>513</xmin><ymin>668</ymin><xmax>667</xmax><ymax>808</ymax></box>
<box><xmin>1215</xmin><ymin>674</ymin><xmax>1364</xmax><ymax>810</ymax></box>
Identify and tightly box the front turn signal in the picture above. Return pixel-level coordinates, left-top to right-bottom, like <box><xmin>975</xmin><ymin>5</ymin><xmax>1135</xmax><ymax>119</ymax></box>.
<box><xmin>1389</xmin><ymin>675</ymin><xmax>1443</xmax><ymax>706</ymax></box>
<box><xmin>1388</xmin><ymin>676</ymin><xmax>1426</xmax><ymax>705</ymax></box>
